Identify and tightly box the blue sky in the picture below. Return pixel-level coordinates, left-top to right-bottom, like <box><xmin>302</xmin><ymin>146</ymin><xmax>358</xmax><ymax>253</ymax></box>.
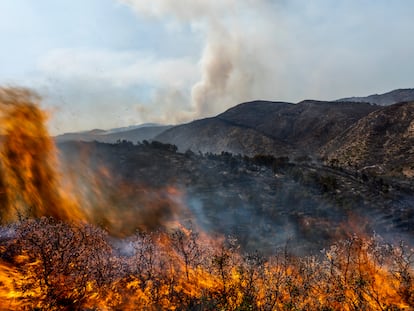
<box><xmin>1</xmin><ymin>0</ymin><xmax>414</xmax><ymax>134</ymax></box>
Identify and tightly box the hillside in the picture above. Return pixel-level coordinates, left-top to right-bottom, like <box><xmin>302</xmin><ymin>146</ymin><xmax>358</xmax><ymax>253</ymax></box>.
<box><xmin>321</xmin><ymin>101</ymin><xmax>414</xmax><ymax>178</ymax></box>
<box><xmin>152</xmin><ymin>116</ymin><xmax>295</xmax><ymax>156</ymax></box>
<box><xmin>58</xmin><ymin>141</ymin><xmax>414</xmax><ymax>254</ymax></box>
<box><xmin>218</xmin><ymin>100</ymin><xmax>378</xmax><ymax>152</ymax></box>
<box><xmin>156</xmin><ymin>100</ymin><xmax>379</xmax><ymax>156</ymax></box>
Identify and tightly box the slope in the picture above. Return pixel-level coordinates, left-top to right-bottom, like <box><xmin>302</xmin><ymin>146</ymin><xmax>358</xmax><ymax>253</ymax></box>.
<box><xmin>56</xmin><ymin>124</ymin><xmax>172</xmax><ymax>144</ymax></box>
<box><xmin>321</xmin><ymin>101</ymin><xmax>414</xmax><ymax>178</ymax></box>
<box><xmin>156</xmin><ymin>100</ymin><xmax>379</xmax><ymax>156</ymax></box>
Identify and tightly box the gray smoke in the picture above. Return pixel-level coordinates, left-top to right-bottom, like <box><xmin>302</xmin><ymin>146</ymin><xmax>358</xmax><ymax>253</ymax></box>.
<box><xmin>191</xmin><ymin>21</ymin><xmax>255</xmax><ymax>116</ymax></box>
<box><xmin>119</xmin><ymin>0</ymin><xmax>276</xmax><ymax>120</ymax></box>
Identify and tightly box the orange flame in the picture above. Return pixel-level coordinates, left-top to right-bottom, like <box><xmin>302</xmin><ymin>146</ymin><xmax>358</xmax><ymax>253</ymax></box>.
<box><xmin>0</xmin><ymin>87</ymin><xmax>83</xmax><ymax>222</ymax></box>
<box><xmin>1</xmin><ymin>225</ymin><xmax>412</xmax><ymax>310</ymax></box>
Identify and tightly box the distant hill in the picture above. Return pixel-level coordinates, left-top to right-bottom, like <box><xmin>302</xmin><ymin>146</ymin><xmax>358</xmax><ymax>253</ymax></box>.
<box><xmin>104</xmin><ymin>123</ymin><xmax>160</xmax><ymax>134</ymax></box>
<box><xmin>55</xmin><ymin>124</ymin><xmax>172</xmax><ymax>144</ymax></box>
<box><xmin>338</xmin><ymin>88</ymin><xmax>414</xmax><ymax>106</ymax></box>
<box><xmin>321</xmin><ymin>101</ymin><xmax>414</xmax><ymax>178</ymax></box>
<box><xmin>153</xmin><ymin>116</ymin><xmax>295</xmax><ymax>156</ymax></box>
<box><xmin>155</xmin><ymin>100</ymin><xmax>379</xmax><ymax>156</ymax></box>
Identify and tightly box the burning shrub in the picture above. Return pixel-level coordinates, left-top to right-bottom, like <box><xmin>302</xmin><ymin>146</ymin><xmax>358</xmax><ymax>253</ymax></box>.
<box><xmin>1</xmin><ymin>218</ymin><xmax>113</xmax><ymax>310</ymax></box>
<box><xmin>0</xmin><ymin>220</ymin><xmax>413</xmax><ymax>310</ymax></box>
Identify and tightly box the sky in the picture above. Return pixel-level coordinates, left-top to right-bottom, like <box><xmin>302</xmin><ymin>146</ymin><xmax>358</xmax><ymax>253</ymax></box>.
<box><xmin>1</xmin><ymin>0</ymin><xmax>414</xmax><ymax>134</ymax></box>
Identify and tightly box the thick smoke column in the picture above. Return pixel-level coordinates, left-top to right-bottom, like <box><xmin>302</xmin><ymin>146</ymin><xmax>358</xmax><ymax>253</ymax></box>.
<box><xmin>120</xmin><ymin>0</ymin><xmax>269</xmax><ymax>119</ymax></box>
<box><xmin>191</xmin><ymin>21</ymin><xmax>254</xmax><ymax>116</ymax></box>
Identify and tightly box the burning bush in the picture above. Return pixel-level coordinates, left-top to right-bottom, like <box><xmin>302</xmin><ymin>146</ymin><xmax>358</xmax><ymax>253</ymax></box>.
<box><xmin>0</xmin><ymin>218</ymin><xmax>113</xmax><ymax>309</ymax></box>
<box><xmin>0</xmin><ymin>219</ymin><xmax>413</xmax><ymax>310</ymax></box>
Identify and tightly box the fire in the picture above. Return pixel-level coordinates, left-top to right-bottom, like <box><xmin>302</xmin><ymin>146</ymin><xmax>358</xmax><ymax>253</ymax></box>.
<box><xmin>0</xmin><ymin>222</ymin><xmax>413</xmax><ymax>310</ymax></box>
<box><xmin>0</xmin><ymin>87</ymin><xmax>83</xmax><ymax>222</ymax></box>
<box><xmin>0</xmin><ymin>86</ymin><xmax>413</xmax><ymax>310</ymax></box>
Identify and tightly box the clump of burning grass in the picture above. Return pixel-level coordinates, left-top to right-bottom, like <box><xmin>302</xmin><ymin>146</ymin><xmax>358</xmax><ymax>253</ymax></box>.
<box><xmin>0</xmin><ymin>218</ymin><xmax>413</xmax><ymax>310</ymax></box>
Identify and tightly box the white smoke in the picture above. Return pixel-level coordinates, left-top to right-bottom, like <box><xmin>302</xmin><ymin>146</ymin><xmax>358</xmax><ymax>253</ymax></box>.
<box><xmin>119</xmin><ymin>0</ymin><xmax>276</xmax><ymax>119</ymax></box>
<box><xmin>119</xmin><ymin>0</ymin><xmax>239</xmax><ymax>21</ymax></box>
<box><xmin>115</xmin><ymin>0</ymin><xmax>413</xmax><ymax>124</ymax></box>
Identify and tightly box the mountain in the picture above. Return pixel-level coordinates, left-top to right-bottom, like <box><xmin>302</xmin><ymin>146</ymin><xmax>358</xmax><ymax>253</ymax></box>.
<box><xmin>338</xmin><ymin>88</ymin><xmax>414</xmax><ymax>106</ymax></box>
<box><xmin>155</xmin><ymin>100</ymin><xmax>379</xmax><ymax>157</ymax></box>
<box><xmin>55</xmin><ymin>124</ymin><xmax>172</xmax><ymax>144</ymax></box>
<box><xmin>321</xmin><ymin>101</ymin><xmax>414</xmax><ymax>178</ymax></box>
<box><xmin>153</xmin><ymin>111</ymin><xmax>296</xmax><ymax>156</ymax></box>
<box><xmin>104</xmin><ymin>123</ymin><xmax>160</xmax><ymax>134</ymax></box>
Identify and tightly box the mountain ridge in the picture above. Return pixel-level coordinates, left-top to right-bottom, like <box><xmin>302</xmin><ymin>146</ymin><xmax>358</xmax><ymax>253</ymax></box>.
<box><xmin>55</xmin><ymin>124</ymin><xmax>172</xmax><ymax>144</ymax></box>
<box><xmin>155</xmin><ymin>100</ymin><xmax>379</xmax><ymax>157</ymax></box>
<box><xmin>337</xmin><ymin>88</ymin><xmax>414</xmax><ymax>106</ymax></box>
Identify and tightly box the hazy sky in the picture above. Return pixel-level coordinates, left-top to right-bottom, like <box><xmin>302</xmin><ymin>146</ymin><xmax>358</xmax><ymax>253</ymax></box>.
<box><xmin>1</xmin><ymin>0</ymin><xmax>414</xmax><ymax>134</ymax></box>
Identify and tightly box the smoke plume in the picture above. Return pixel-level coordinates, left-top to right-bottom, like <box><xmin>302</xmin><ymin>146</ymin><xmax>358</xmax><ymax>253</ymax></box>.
<box><xmin>120</xmin><ymin>0</ymin><xmax>273</xmax><ymax>119</ymax></box>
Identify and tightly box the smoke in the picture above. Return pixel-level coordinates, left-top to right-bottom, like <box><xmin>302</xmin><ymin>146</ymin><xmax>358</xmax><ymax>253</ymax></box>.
<box><xmin>119</xmin><ymin>0</ymin><xmax>239</xmax><ymax>21</ymax></box>
<box><xmin>120</xmin><ymin>0</ymin><xmax>274</xmax><ymax>119</ymax></box>
<box><xmin>134</xmin><ymin>87</ymin><xmax>195</xmax><ymax>125</ymax></box>
<box><xmin>191</xmin><ymin>22</ymin><xmax>255</xmax><ymax>116</ymax></box>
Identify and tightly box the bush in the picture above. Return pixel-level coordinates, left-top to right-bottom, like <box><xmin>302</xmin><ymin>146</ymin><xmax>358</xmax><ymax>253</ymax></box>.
<box><xmin>0</xmin><ymin>220</ymin><xmax>412</xmax><ymax>310</ymax></box>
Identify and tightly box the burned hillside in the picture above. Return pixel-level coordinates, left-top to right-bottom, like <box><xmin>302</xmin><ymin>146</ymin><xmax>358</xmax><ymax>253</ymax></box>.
<box><xmin>58</xmin><ymin>140</ymin><xmax>414</xmax><ymax>254</ymax></box>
